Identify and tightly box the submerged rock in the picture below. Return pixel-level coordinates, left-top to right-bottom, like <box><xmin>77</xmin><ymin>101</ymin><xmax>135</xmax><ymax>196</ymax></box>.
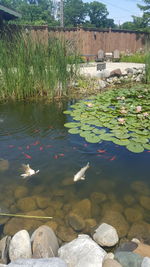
<box><xmin>131</xmin><ymin>181</ymin><xmax>150</xmax><ymax>196</ymax></box>
<box><xmin>123</xmin><ymin>194</ymin><xmax>136</xmax><ymax>206</ymax></box>
<box><xmin>16</xmin><ymin>197</ymin><xmax>37</xmax><ymax>212</ymax></box>
<box><xmin>93</xmin><ymin>223</ymin><xmax>119</xmax><ymax>247</ymax></box>
<box><xmin>31</xmin><ymin>225</ymin><xmax>59</xmax><ymax>258</ymax></box>
<box><xmin>56</xmin><ymin>225</ymin><xmax>77</xmax><ymax>242</ymax></box>
<box><xmin>115</xmin><ymin>242</ymin><xmax>138</xmax><ymax>253</ymax></box>
<box><xmin>90</xmin><ymin>192</ymin><xmax>107</xmax><ymax>204</ymax></box>
<box><xmin>72</xmin><ymin>199</ymin><xmax>91</xmax><ymax>219</ymax></box>
<box><xmin>9</xmin><ymin>230</ymin><xmax>32</xmax><ymax>262</ymax></box>
<box><xmin>67</xmin><ymin>213</ymin><xmax>85</xmax><ymax>231</ymax></box>
<box><xmin>14</xmin><ymin>186</ymin><xmax>29</xmax><ymax>199</ymax></box>
<box><xmin>35</xmin><ymin>196</ymin><xmax>51</xmax><ymax>209</ymax></box>
<box><xmin>58</xmin><ymin>234</ymin><xmax>106</xmax><ymax>267</ymax></box>
<box><xmin>128</xmin><ymin>221</ymin><xmax>150</xmax><ymax>240</ymax></box>
<box><xmin>139</xmin><ymin>196</ymin><xmax>150</xmax><ymax>211</ymax></box>
<box><xmin>0</xmin><ymin>159</ymin><xmax>9</xmax><ymax>172</ymax></box>
<box><xmin>124</xmin><ymin>208</ymin><xmax>143</xmax><ymax>223</ymax></box>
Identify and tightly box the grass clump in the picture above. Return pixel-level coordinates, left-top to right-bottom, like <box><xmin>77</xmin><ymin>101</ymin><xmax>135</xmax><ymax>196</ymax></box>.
<box><xmin>0</xmin><ymin>32</ymin><xmax>78</xmax><ymax>100</ymax></box>
<box><xmin>120</xmin><ymin>52</ymin><xmax>145</xmax><ymax>63</ymax></box>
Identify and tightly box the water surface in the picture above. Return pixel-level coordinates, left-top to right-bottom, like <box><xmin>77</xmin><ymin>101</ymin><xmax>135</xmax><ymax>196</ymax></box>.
<box><xmin>0</xmin><ymin>100</ymin><xmax>149</xmax><ymax>239</ymax></box>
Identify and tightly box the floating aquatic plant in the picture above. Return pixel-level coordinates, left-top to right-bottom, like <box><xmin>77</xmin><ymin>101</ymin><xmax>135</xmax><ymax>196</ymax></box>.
<box><xmin>64</xmin><ymin>86</ymin><xmax>150</xmax><ymax>153</ymax></box>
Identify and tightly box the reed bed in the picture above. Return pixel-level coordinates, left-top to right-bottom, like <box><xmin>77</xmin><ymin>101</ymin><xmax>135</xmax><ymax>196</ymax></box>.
<box><xmin>145</xmin><ymin>52</ymin><xmax>150</xmax><ymax>83</ymax></box>
<box><xmin>0</xmin><ymin>33</ymin><xmax>78</xmax><ymax>100</ymax></box>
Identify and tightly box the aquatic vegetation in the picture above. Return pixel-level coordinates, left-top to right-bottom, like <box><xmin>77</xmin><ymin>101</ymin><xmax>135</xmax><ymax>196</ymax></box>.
<box><xmin>64</xmin><ymin>86</ymin><xmax>150</xmax><ymax>153</ymax></box>
<box><xmin>0</xmin><ymin>33</ymin><xmax>78</xmax><ymax>99</ymax></box>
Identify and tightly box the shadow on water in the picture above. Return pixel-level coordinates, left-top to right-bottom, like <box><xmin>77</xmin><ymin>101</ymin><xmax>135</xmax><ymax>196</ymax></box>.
<box><xmin>0</xmin><ymin>100</ymin><xmax>149</xmax><ymax>239</ymax></box>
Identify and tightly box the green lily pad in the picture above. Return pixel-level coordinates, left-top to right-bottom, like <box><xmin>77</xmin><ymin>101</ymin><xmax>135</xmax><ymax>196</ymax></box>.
<box><xmin>143</xmin><ymin>143</ymin><xmax>150</xmax><ymax>150</ymax></box>
<box><xmin>126</xmin><ymin>142</ymin><xmax>144</xmax><ymax>153</ymax></box>
<box><xmin>64</xmin><ymin>122</ymin><xmax>81</xmax><ymax>128</ymax></box>
<box><xmin>85</xmin><ymin>134</ymin><xmax>102</xmax><ymax>143</ymax></box>
<box><xmin>68</xmin><ymin>128</ymin><xmax>80</xmax><ymax>134</ymax></box>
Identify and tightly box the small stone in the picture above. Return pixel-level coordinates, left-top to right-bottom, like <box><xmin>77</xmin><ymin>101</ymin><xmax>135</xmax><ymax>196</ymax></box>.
<box><xmin>16</xmin><ymin>197</ymin><xmax>37</xmax><ymax>212</ymax></box>
<box><xmin>141</xmin><ymin>257</ymin><xmax>150</xmax><ymax>267</ymax></box>
<box><xmin>98</xmin><ymin>80</ymin><xmax>106</xmax><ymax>89</ymax></box>
<box><xmin>103</xmin><ymin>259</ymin><xmax>122</xmax><ymax>267</ymax></box>
<box><xmin>31</xmin><ymin>225</ymin><xmax>59</xmax><ymax>258</ymax></box>
<box><xmin>9</xmin><ymin>230</ymin><xmax>32</xmax><ymax>262</ymax></box>
<box><xmin>67</xmin><ymin>213</ymin><xmax>85</xmax><ymax>231</ymax></box>
<box><xmin>58</xmin><ymin>234</ymin><xmax>106</xmax><ymax>267</ymax></box>
<box><xmin>124</xmin><ymin>208</ymin><xmax>143</xmax><ymax>223</ymax></box>
<box><xmin>104</xmin><ymin>253</ymin><xmax>114</xmax><ymax>260</ymax></box>
<box><xmin>14</xmin><ymin>186</ymin><xmax>28</xmax><ymax>199</ymax></box>
<box><xmin>132</xmin><ymin>238</ymin><xmax>141</xmax><ymax>244</ymax></box>
<box><xmin>115</xmin><ymin>251</ymin><xmax>143</xmax><ymax>267</ymax></box>
<box><xmin>45</xmin><ymin>221</ymin><xmax>58</xmax><ymax>232</ymax></box>
<box><xmin>93</xmin><ymin>223</ymin><xmax>119</xmax><ymax>247</ymax></box>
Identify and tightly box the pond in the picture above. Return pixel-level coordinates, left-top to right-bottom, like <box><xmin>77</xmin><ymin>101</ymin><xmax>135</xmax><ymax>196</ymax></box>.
<box><xmin>0</xmin><ymin>100</ymin><xmax>149</xmax><ymax>241</ymax></box>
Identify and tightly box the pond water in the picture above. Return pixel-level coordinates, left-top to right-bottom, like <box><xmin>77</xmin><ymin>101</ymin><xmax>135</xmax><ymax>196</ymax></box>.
<box><xmin>0</xmin><ymin>100</ymin><xmax>150</xmax><ymax>241</ymax></box>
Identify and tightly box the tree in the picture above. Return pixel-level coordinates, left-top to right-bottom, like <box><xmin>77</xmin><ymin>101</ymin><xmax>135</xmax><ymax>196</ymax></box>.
<box><xmin>121</xmin><ymin>16</ymin><xmax>148</xmax><ymax>31</ymax></box>
<box><xmin>86</xmin><ymin>1</ymin><xmax>108</xmax><ymax>27</ymax></box>
<box><xmin>138</xmin><ymin>0</ymin><xmax>150</xmax><ymax>25</ymax></box>
<box><xmin>64</xmin><ymin>0</ymin><xmax>86</xmax><ymax>26</ymax></box>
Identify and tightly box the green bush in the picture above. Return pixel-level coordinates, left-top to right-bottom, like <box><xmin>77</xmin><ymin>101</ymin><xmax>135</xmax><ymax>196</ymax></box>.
<box><xmin>0</xmin><ymin>33</ymin><xmax>78</xmax><ymax>100</ymax></box>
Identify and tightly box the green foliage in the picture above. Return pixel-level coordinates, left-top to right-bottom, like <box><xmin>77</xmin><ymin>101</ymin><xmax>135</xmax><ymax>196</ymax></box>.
<box><xmin>64</xmin><ymin>86</ymin><xmax>150</xmax><ymax>153</ymax></box>
<box><xmin>0</xmin><ymin>33</ymin><xmax>78</xmax><ymax>99</ymax></box>
<box><xmin>120</xmin><ymin>52</ymin><xmax>146</xmax><ymax>63</ymax></box>
<box><xmin>64</xmin><ymin>0</ymin><xmax>86</xmax><ymax>26</ymax></box>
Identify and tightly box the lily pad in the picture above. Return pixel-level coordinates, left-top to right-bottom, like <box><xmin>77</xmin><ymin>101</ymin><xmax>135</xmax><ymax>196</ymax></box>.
<box><xmin>126</xmin><ymin>142</ymin><xmax>144</xmax><ymax>153</ymax></box>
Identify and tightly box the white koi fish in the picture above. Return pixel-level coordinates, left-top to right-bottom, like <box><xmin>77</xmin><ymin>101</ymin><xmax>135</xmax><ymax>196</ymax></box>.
<box><xmin>73</xmin><ymin>162</ymin><xmax>90</xmax><ymax>182</ymax></box>
<box><xmin>21</xmin><ymin>164</ymin><xmax>39</xmax><ymax>178</ymax></box>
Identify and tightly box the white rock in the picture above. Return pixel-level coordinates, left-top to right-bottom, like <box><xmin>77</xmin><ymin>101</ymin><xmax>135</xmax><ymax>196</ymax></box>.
<box><xmin>9</xmin><ymin>230</ymin><xmax>32</xmax><ymax>262</ymax></box>
<box><xmin>93</xmin><ymin>223</ymin><xmax>119</xmax><ymax>247</ymax></box>
<box><xmin>141</xmin><ymin>257</ymin><xmax>150</xmax><ymax>267</ymax></box>
<box><xmin>104</xmin><ymin>252</ymin><xmax>115</xmax><ymax>260</ymax></box>
<box><xmin>58</xmin><ymin>234</ymin><xmax>106</xmax><ymax>267</ymax></box>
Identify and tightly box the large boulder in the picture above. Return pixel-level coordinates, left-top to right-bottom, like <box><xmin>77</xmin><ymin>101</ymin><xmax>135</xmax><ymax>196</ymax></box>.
<box><xmin>9</xmin><ymin>230</ymin><xmax>32</xmax><ymax>262</ymax></box>
<box><xmin>58</xmin><ymin>234</ymin><xmax>106</xmax><ymax>267</ymax></box>
<box><xmin>7</xmin><ymin>258</ymin><xmax>67</xmax><ymax>267</ymax></box>
<box><xmin>31</xmin><ymin>225</ymin><xmax>59</xmax><ymax>258</ymax></box>
<box><xmin>93</xmin><ymin>223</ymin><xmax>119</xmax><ymax>247</ymax></box>
<box><xmin>110</xmin><ymin>69</ymin><xmax>122</xmax><ymax>77</ymax></box>
<box><xmin>133</xmin><ymin>243</ymin><xmax>150</xmax><ymax>257</ymax></box>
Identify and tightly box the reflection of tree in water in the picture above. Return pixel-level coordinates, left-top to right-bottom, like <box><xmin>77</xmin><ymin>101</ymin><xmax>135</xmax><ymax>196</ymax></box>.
<box><xmin>0</xmin><ymin>100</ymin><xmax>68</xmax><ymax>136</ymax></box>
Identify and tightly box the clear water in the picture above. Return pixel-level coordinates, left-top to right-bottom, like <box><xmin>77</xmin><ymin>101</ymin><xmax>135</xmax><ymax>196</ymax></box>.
<box><xmin>0</xmin><ymin>100</ymin><xmax>149</xmax><ymax>238</ymax></box>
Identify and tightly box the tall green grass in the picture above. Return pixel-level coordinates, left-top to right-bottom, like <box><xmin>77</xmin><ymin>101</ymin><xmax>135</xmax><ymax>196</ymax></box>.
<box><xmin>145</xmin><ymin>52</ymin><xmax>150</xmax><ymax>83</ymax></box>
<box><xmin>120</xmin><ymin>52</ymin><xmax>146</xmax><ymax>63</ymax></box>
<box><xmin>0</xmin><ymin>32</ymin><xmax>78</xmax><ymax>100</ymax></box>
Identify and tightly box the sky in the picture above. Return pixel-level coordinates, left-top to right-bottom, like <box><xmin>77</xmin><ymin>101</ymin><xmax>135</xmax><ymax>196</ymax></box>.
<box><xmin>86</xmin><ymin>0</ymin><xmax>144</xmax><ymax>24</ymax></box>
